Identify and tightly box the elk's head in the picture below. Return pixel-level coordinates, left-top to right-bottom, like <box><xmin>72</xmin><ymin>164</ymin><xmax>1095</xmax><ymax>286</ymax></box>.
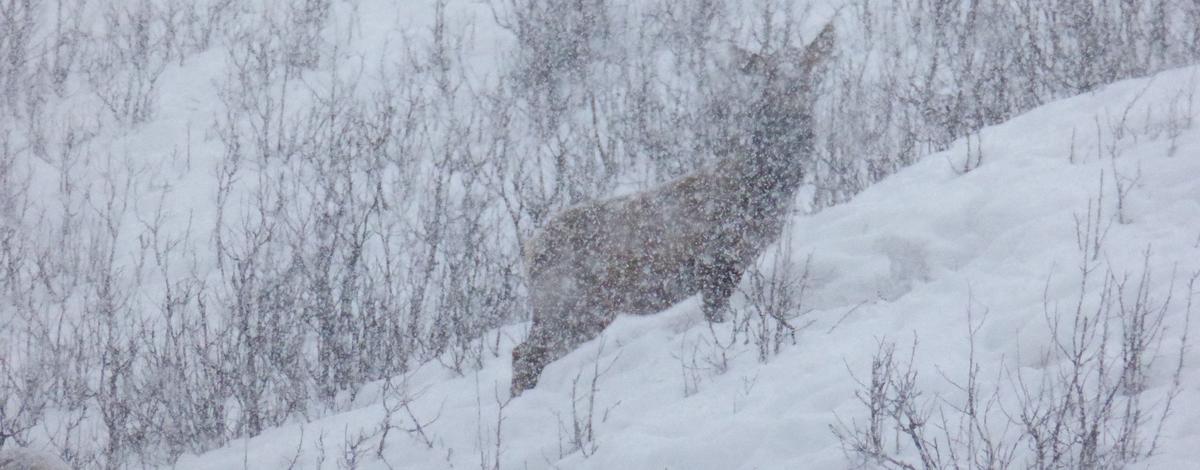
<box><xmin>723</xmin><ymin>22</ymin><xmax>836</xmax><ymax>180</ymax></box>
<box><xmin>730</xmin><ymin>22</ymin><xmax>835</xmax><ymax>95</ymax></box>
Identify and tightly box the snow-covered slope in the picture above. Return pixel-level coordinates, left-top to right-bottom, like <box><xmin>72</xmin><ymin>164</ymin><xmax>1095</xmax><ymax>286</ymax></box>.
<box><xmin>174</xmin><ymin>65</ymin><xmax>1200</xmax><ymax>469</ymax></box>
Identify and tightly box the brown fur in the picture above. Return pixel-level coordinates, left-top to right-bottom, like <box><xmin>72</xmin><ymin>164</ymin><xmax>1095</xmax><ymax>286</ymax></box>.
<box><xmin>512</xmin><ymin>24</ymin><xmax>835</xmax><ymax>396</ymax></box>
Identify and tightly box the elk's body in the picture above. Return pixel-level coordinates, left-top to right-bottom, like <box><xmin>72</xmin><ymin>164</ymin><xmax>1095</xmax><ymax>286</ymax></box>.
<box><xmin>512</xmin><ymin>24</ymin><xmax>835</xmax><ymax>396</ymax></box>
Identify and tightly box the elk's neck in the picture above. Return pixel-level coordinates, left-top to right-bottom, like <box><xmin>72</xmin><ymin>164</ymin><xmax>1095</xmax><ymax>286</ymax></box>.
<box><xmin>726</xmin><ymin>113</ymin><xmax>811</xmax><ymax>218</ymax></box>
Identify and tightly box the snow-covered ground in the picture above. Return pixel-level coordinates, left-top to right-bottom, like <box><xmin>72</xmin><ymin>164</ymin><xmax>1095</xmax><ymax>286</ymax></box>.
<box><xmin>172</xmin><ymin>64</ymin><xmax>1200</xmax><ymax>469</ymax></box>
<box><xmin>4</xmin><ymin>0</ymin><xmax>1199</xmax><ymax>468</ymax></box>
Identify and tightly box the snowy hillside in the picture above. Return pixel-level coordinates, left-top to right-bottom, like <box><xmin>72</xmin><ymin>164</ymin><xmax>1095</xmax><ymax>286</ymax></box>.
<box><xmin>3</xmin><ymin>0</ymin><xmax>1199</xmax><ymax>468</ymax></box>
<box><xmin>174</xmin><ymin>66</ymin><xmax>1200</xmax><ymax>469</ymax></box>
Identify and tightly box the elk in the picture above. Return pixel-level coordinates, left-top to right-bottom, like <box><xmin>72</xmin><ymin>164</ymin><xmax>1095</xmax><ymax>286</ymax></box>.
<box><xmin>511</xmin><ymin>23</ymin><xmax>835</xmax><ymax>396</ymax></box>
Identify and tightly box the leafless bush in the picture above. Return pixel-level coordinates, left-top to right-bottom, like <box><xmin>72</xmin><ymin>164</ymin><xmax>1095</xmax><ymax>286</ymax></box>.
<box><xmin>841</xmin><ymin>331</ymin><xmax>1020</xmax><ymax>470</ymax></box>
<box><xmin>0</xmin><ymin>0</ymin><xmax>39</xmax><ymax>115</ymax></box>
<box><xmin>834</xmin><ymin>176</ymin><xmax>1189</xmax><ymax>468</ymax></box>
<box><xmin>337</xmin><ymin>424</ymin><xmax>375</xmax><ymax>470</ymax></box>
<box><xmin>833</xmin><ymin>337</ymin><xmax>934</xmax><ymax>469</ymax></box>
<box><xmin>493</xmin><ymin>0</ymin><xmax>613</xmax><ymax>130</ymax></box>
<box><xmin>0</xmin><ymin>355</ymin><xmax>48</xmax><ymax>449</ymax></box>
<box><xmin>670</xmin><ymin>314</ymin><xmax>743</xmax><ymax>398</ymax></box>
<box><xmin>673</xmin><ymin>328</ymin><xmax>706</xmax><ymax>398</ymax></box>
<box><xmin>1162</xmin><ymin>78</ymin><xmax>1197</xmax><ymax>157</ymax></box>
<box><xmin>214</xmin><ymin>182</ymin><xmax>310</xmax><ymax>437</ymax></box>
<box><xmin>474</xmin><ymin>378</ymin><xmax>510</xmax><ymax>470</ymax></box>
<box><xmin>377</xmin><ymin>374</ymin><xmax>439</xmax><ymax>455</ymax></box>
<box><xmin>177</xmin><ymin>0</ymin><xmax>241</xmax><ymax>54</ymax></box>
<box><xmin>84</xmin><ymin>0</ymin><xmax>172</xmax><ymax>125</ymax></box>
<box><xmin>813</xmin><ymin>0</ymin><xmax>1200</xmax><ymax>206</ymax></box>
<box><xmin>2</xmin><ymin>0</ymin><xmax>492</xmax><ymax>466</ymax></box>
<box><xmin>835</xmin><ymin>256</ymin><xmax>1190</xmax><ymax>468</ymax></box>
<box><xmin>430</xmin><ymin>184</ymin><xmax>523</xmax><ymax>375</ymax></box>
<box><xmin>133</xmin><ymin>195</ymin><xmax>227</xmax><ymax>459</ymax></box>
<box><xmin>38</xmin><ymin>0</ymin><xmax>88</xmax><ymax>97</ymax></box>
<box><xmin>556</xmin><ymin>340</ymin><xmax>620</xmax><ymax>459</ymax></box>
<box><xmin>280</xmin><ymin>0</ymin><xmax>332</xmax><ymax>70</ymax></box>
<box><xmin>738</xmin><ymin>249</ymin><xmax>815</xmax><ymax>362</ymax></box>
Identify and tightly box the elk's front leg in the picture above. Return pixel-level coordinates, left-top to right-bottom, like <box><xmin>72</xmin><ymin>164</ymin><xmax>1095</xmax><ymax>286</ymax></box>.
<box><xmin>698</xmin><ymin>256</ymin><xmax>740</xmax><ymax>322</ymax></box>
<box><xmin>511</xmin><ymin>321</ymin><xmax>553</xmax><ymax>396</ymax></box>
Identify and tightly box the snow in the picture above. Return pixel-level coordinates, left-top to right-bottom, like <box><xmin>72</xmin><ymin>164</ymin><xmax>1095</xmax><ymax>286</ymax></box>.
<box><xmin>5</xmin><ymin>0</ymin><xmax>1199</xmax><ymax>468</ymax></box>
<box><xmin>171</xmin><ymin>62</ymin><xmax>1200</xmax><ymax>470</ymax></box>
<box><xmin>0</xmin><ymin>447</ymin><xmax>71</xmax><ymax>470</ymax></box>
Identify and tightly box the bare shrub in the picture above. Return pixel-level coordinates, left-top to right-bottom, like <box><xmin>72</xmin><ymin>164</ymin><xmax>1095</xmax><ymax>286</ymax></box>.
<box><xmin>0</xmin><ymin>0</ymin><xmax>39</xmax><ymax>115</ymax></box>
<box><xmin>493</xmin><ymin>0</ymin><xmax>613</xmax><ymax>131</ymax></box>
<box><xmin>834</xmin><ymin>177</ymin><xmax>1189</xmax><ymax>468</ymax></box>
<box><xmin>555</xmin><ymin>340</ymin><xmax>620</xmax><ymax>459</ymax></box>
<box><xmin>84</xmin><ymin>0</ymin><xmax>171</xmax><ymax>125</ymax></box>
<box><xmin>0</xmin><ymin>356</ymin><xmax>48</xmax><ymax>449</ymax></box>
<box><xmin>377</xmin><ymin>374</ymin><xmax>439</xmax><ymax>455</ymax></box>
<box><xmin>835</xmin><ymin>258</ymin><xmax>1191</xmax><ymax>469</ymax></box>
<box><xmin>813</xmin><ymin>0</ymin><xmax>1200</xmax><ymax>206</ymax></box>
<box><xmin>738</xmin><ymin>249</ymin><xmax>815</xmax><ymax>362</ymax></box>
<box><xmin>474</xmin><ymin>378</ymin><xmax>510</xmax><ymax>470</ymax></box>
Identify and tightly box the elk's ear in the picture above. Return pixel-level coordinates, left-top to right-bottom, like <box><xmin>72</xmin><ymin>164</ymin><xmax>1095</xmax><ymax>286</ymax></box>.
<box><xmin>800</xmin><ymin>22</ymin><xmax>835</xmax><ymax>74</ymax></box>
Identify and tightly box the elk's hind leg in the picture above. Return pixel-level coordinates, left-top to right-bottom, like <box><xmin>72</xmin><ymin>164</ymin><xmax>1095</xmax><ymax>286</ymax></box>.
<box><xmin>698</xmin><ymin>256</ymin><xmax>741</xmax><ymax>322</ymax></box>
